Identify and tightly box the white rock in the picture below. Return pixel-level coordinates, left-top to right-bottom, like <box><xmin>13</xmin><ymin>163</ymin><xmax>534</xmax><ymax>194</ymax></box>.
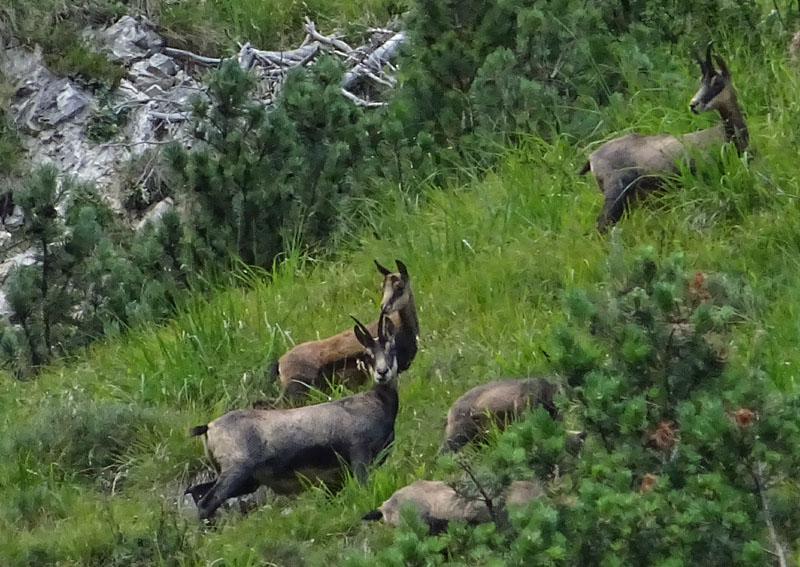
<box><xmin>100</xmin><ymin>15</ymin><xmax>164</xmax><ymax>63</ymax></box>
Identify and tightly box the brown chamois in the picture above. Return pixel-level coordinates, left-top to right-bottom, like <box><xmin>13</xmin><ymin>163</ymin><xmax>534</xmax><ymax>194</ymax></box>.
<box><xmin>579</xmin><ymin>43</ymin><xmax>748</xmax><ymax>231</ymax></box>
<box><xmin>276</xmin><ymin>259</ymin><xmax>418</xmax><ymax>398</ymax></box>
<box><xmin>440</xmin><ymin>378</ymin><xmax>559</xmax><ymax>454</ymax></box>
<box><xmin>362</xmin><ymin>479</ymin><xmax>543</xmax><ymax>534</ymax></box>
<box><xmin>186</xmin><ymin>314</ymin><xmax>400</xmax><ymax>520</ymax></box>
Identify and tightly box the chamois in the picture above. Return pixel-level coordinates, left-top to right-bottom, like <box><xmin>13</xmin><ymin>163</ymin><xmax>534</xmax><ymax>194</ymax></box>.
<box><xmin>579</xmin><ymin>43</ymin><xmax>748</xmax><ymax>231</ymax></box>
<box><xmin>362</xmin><ymin>479</ymin><xmax>543</xmax><ymax>533</ymax></box>
<box><xmin>186</xmin><ymin>314</ymin><xmax>400</xmax><ymax>520</ymax></box>
<box><xmin>276</xmin><ymin>259</ymin><xmax>418</xmax><ymax>398</ymax></box>
<box><xmin>440</xmin><ymin>378</ymin><xmax>559</xmax><ymax>454</ymax></box>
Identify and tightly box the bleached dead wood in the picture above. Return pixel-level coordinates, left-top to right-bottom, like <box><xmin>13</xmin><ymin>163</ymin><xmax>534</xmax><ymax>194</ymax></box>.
<box><xmin>148</xmin><ymin>20</ymin><xmax>405</xmax><ymax>124</ymax></box>
<box><xmin>163</xmin><ymin>47</ymin><xmax>221</xmax><ymax>65</ymax></box>
<box><xmin>340</xmin><ymin>88</ymin><xmax>386</xmax><ymax>107</ymax></box>
<box><xmin>341</xmin><ymin>31</ymin><xmax>405</xmax><ymax>89</ymax></box>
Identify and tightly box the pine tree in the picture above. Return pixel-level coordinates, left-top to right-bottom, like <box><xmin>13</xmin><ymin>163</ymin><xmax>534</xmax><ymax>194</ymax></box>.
<box><xmin>2</xmin><ymin>166</ymin><xmax>132</xmax><ymax>374</ymax></box>
<box><xmin>166</xmin><ymin>57</ymin><xmax>384</xmax><ymax>270</ymax></box>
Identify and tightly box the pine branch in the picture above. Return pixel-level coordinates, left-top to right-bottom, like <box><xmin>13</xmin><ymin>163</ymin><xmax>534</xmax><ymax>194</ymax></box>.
<box><xmin>453</xmin><ymin>455</ymin><xmax>498</xmax><ymax>524</ymax></box>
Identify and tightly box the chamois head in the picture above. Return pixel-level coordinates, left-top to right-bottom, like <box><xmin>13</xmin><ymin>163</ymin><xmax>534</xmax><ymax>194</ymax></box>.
<box><xmin>352</xmin><ymin>314</ymin><xmax>398</xmax><ymax>384</ymax></box>
<box><xmin>375</xmin><ymin>259</ymin><xmax>412</xmax><ymax>316</ymax></box>
<box><xmin>689</xmin><ymin>42</ymin><xmax>734</xmax><ymax>115</ymax></box>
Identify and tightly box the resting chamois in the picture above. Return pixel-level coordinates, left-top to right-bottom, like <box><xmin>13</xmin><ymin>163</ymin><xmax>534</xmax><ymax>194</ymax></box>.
<box><xmin>362</xmin><ymin>479</ymin><xmax>543</xmax><ymax>533</ymax></box>
<box><xmin>440</xmin><ymin>378</ymin><xmax>559</xmax><ymax>454</ymax></box>
<box><xmin>579</xmin><ymin>43</ymin><xmax>749</xmax><ymax>231</ymax></box>
<box><xmin>186</xmin><ymin>314</ymin><xmax>400</xmax><ymax>520</ymax></box>
<box><xmin>276</xmin><ymin>259</ymin><xmax>418</xmax><ymax>398</ymax></box>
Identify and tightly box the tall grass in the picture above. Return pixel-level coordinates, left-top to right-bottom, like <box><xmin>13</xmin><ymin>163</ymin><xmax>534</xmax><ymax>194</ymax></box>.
<box><xmin>4</xmin><ymin>0</ymin><xmax>402</xmax><ymax>59</ymax></box>
<box><xmin>2</xmin><ymin>22</ymin><xmax>800</xmax><ymax>567</ymax></box>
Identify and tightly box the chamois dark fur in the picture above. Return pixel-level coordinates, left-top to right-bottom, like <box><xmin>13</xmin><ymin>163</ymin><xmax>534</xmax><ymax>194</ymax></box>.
<box><xmin>186</xmin><ymin>314</ymin><xmax>401</xmax><ymax>520</ymax></box>
<box><xmin>276</xmin><ymin>259</ymin><xmax>418</xmax><ymax>398</ymax></box>
<box><xmin>579</xmin><ymin>43</ymin><xmax>748</xmax><ymax>231</ymax></box>
<box><xmin>440</xmin><ymin>378</ymin><xmax>559</xmax><ymax>454</ymax></box>
<box><xmin>362</xmin><ymin>479</ymin><xmax>543</xmax><ymax>533</ymax></box>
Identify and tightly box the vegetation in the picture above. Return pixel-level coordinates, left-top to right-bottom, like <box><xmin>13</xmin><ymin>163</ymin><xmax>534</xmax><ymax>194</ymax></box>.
<box><xmin>164</xmin><ymin>56</ymin><xmax>383</xmax><ymax>269</ymax></box>
<box><xmin>0</xmin><ymin>106</ymin><xmax>23</xmax><ymax>177</ymax></box>
<box><xmin>2</xmin><ymin>0</ymin><xmax>800</xmax><ymax>565</ymax></box>
<box><xmin>2</xmin><ymin>0</ymin><xmax>401</xmax><ymax>62</ymax></box>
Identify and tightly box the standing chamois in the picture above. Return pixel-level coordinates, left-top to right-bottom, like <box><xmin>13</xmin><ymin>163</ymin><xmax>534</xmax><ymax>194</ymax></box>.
<box><xmin>186</xmin><ymin>314</ymin><xmax>400</xmax><ymax>520</ymax></box>
<box><xmin>440</xmin><ymin>378</ymin><xmax>559</xmax><ymax>454</ymax></box>
<box><xmin>579</xmin><ymin>43</ymin><xmax>749</xmax><ymax>231</ymax></box>
<box><xmin>276</xmin><ymin>259</ymin><xmax>418</xmax><ymax>398</ymax></box>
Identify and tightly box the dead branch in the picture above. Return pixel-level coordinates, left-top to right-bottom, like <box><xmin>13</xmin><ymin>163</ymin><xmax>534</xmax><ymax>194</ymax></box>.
<box><xmin>147</xmin><ymin>20</ymin><xmax>405</xmax><ymax>122</ymax></box>
<box><xmin>364</xmin><ymin>70</ymin><xmax>396</xmax><ymax>88</ymax></box>
<box><xmin>340</xmin><ymin>88</ymin><xmax>385</xmax><ymax>107</ymax></box>
<box><xmin>341</xmin><ymin>32</ymin><xmax>406</xmax><ymax>89</ymax></box>
<box><xmin>149</xmin><ymin>111</ymin><xmax>190</xmax><ymax>122</ymax></box>
<box><xmin>752</xmin><ymin>461</ymin><xmax>788</xmax><ymax>567</ymax></box>
<box><xmin>303</xmin><ymin>17</ymin><xmax>353</xmax><ymax>53</ymax></box>
<box><xmin>163</xmin><ymin>47</ymin><xmax>221</xmax><ymax>65</ymax></box>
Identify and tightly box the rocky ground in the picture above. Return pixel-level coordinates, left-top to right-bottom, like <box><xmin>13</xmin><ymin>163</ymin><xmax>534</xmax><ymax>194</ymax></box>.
<box><xmin>0</xmin><ymin>14</ymin><xmax>402</xmax><ymax>315</ymax></box>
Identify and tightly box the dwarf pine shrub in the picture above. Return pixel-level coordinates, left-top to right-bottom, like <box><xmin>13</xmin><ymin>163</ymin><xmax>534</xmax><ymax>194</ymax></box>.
<box><xmin>348</xmin><ymin>245</ymin><xmax>800</xmax><ymax>566</ymax></box>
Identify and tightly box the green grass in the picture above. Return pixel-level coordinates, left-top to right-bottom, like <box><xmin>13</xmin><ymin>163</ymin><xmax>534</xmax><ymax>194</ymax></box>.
<box><xmin>153</xmin><ymin>0</ymin><xmax>404</xmax><ymax>53</ymax></box>
<box><xmin>5</xmin><ymin>0</ymin><xmax>403</xmax><ymax>61</ymax></box>
<box><xmin>3</xmin><ymin>18</ymin><xmax>800</xmax><ymax>567</ymax></box>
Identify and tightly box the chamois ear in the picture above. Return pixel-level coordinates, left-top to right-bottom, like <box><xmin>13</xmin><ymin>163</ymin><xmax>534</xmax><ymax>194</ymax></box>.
<box><xmin>374</xmin><ymin>260</ymin><xmax>391</xmax><ymax>276</ymax></box>
<box><xmin>705</xmin><ymin>41</ymin><xmax>714</xmax><ymax>74</ymax></box>
<box><xmin>714</xmin><ymin>55</ymin><xmax>730</xmax><ymax>79</ymax></box>
<box><xmin>351</xmin><ymin>316</ymin><xmax>374</xmax><ymax>347</ymax></box>
<box><xmin>692</xmin><ymin>41</ymin><xmax>714</xmax><ymax>79</ymax></box>
<box><xmin>379</xmin><ymin>313</ymin><xmax>396</xmax><ymax>340</ymax></box>
<box><xmin>692</xmin><ymin>42</ymin><xmax>708</xmax><ymax>77</ymax></box>
<box><xmin>395</xmin><ymin>259</ymin><xmax>409</xmax><ymax>281</ymax></box>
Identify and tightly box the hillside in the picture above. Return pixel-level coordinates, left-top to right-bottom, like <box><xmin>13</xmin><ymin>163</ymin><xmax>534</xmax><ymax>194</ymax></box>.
<box><xmin>3</xmin><ymin>2</ymin><xmax>800</xmax><ymax>566</ymax></box>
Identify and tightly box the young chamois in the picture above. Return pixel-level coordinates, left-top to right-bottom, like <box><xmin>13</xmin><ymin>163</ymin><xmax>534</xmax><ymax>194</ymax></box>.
<box><xmin>440</xmin><ymin>378</ymin><xmax>559</xmax><ymax>454</ymax></box>
<box><xmin>579</xmin><ymin>43</ymin><xmax>749</xmax><ymax>231</ymax></box>
<box><xmin>186</xmin><ymin>314</ymin><xmax>400</xmax><ymax>520</ymax></box>
<box><xmin>276</xmin><ymin>259</ymin><xmax>418</xmax><ymax>398</ymax></box>
<box><xmin>362</xmin><ymin>479</ymin><xmax>543</xmax><ymax>533</ymax></box>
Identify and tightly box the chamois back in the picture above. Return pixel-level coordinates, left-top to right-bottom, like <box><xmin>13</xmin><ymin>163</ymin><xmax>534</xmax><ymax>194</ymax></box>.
<box><xmin>441</xmin><ymin>377</ymin><xmax>559</xmax><ymax>454</ymax></box>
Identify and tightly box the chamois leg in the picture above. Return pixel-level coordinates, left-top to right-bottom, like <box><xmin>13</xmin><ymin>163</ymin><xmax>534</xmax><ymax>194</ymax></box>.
<box><xmin>597</xmin><ymin>171</ymin><xmax>640</xmax><ymax>232</ymax></box>
<box><xmin>348</xmin><ymin>447</ymin><xmax>373</xmax><ymax>485</ymax></box>
<box><xmin>196</xmin><ymin>468</ymin><xmax>259</xmax><ymax>520</ymax></box>
<box><xmin>185</xmin><ymin>480</ymin><xmax>216</xmax><ymax>505</ymax></box>
<box><xmin>440</xmin><ymin>425</ymin><xmax>479</xmax><ymax>454</ymax></box>
<box><xmin>281</xmin><ymin>378</ymin><xmax>312</xmax><ymax>400</ymax></box>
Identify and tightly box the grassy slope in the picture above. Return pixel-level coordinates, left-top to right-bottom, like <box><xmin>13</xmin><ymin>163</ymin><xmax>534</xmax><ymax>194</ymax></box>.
<box><xmin>2</xmin><ymin>29</ymin><xmax>800</xmax><ymax>567</ymax></box>
<box><xmin>8</xmin><ymin>0</ymin><xmax>400</xmax><ymax>56</ymax></box>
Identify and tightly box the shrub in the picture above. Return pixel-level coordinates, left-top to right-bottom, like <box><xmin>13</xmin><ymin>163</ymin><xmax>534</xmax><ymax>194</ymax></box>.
<box><xmin>165</xmin><ymin>57</ymin><xmax>385</xmax><ymax>270</ymax></box>
<box><xmin>119</xmin><ymin>150</ymin><xmax>174</xmax><ymax>213</ymax></box>
<box><xmin>0</xmin><ymin>106</ymin><xmax>23</xmax><ymax>177</ymax></box>
<box><xmin>348</xmin><ymin>246</ymin><xmax>800</xmax><ymax>565</ymax></box>
<box><xmin>85</xmin><ymin>88</ymin><xmax>131</xmax><ymax>142</ymax></box>
<box><xmin>0</xmin><ymin>166</ymin><xmax>169</xmax><ymax>375</ymax></box>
